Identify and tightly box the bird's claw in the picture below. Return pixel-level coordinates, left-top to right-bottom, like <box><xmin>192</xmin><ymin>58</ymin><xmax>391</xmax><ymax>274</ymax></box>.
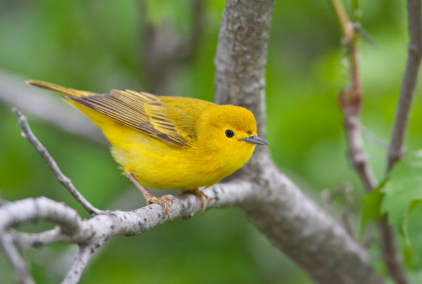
<box><xmin>192</xmin><ymin>189</ymin><xmax>210</xmax><ymax>214</ymax></box>
<box><xmin>146</xmin><ymin>195</ymin><xmax>173</xmax><ymax>220</ymax></box>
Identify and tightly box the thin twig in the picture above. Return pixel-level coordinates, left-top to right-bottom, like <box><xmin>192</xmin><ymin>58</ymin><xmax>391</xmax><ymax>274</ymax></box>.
<box><xmin>321</xmin><ymin>184</ymin><xmax>356</xmax><ymax>239</ymax></box>
<box><xmin>360</xmin><ymin>123</ymin><xmax>388</xmax><ymax>149</ymax></box>
<box><xmin>386</xmin><ymin>0</ymin><xmax>422</xmax><ymax>172</ymax></box>
<box><xmin>12</xmin><ymin>108</ymin><xmax>105</xmax><ymax>216</ymax></box>
<box><xmin>331</xmin><ymin>0</ymin><xmax>408</xmax><ymax>283</ymax></box>
<box><xmin>0</xmin><ymin>233</ymin><xmax>35</xmax><ymax>284</ymax></box>
<box><xmin>62</xmin><ymin>245</ymin><xmax>95</xmax><ymax>284</ymax></box>
<box><xmin>378</xmin><ymin>1</ymin><xmax>422</xmax><ymax>283</ymax></box>
<box><xmin>331</xmin><ymin>0</ymin><xmax>377</xmax><ymax>192</ymax></box>
<box><xmin>379</xmin><ymin>219</ymin><xmax>408</xmax><ymax>284</ymax></box>
<box><xmin>10</xmin><ymin>227</ymin><xmax>73</xmax><ymax>248</ymax></box>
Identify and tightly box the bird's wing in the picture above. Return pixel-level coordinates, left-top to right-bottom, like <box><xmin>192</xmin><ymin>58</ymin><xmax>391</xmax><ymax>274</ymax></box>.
<box><xmin>68</xmin><ymin>90</ymin><xmax>193</xmax><ymax>147</ymax></box>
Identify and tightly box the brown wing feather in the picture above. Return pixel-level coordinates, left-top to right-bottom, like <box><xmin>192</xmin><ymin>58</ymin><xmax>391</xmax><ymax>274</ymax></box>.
<box><xmin>67</xmin><ymin>90</ymin><xmax>189</xmax><ymax>147</ymax></box>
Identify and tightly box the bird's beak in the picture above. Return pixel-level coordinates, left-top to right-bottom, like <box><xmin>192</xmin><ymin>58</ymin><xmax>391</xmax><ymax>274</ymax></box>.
<box><xmin>242</xmin><ymin>135</ymin><xmax>268</xmax><ymax>146</ymax></box>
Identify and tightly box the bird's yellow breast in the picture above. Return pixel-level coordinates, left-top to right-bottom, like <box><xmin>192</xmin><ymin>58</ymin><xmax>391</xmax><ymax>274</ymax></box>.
<box><xmin>109</xmin><ymin>122</ymin><xmax>254</xmax><ymax>190</ymax></box>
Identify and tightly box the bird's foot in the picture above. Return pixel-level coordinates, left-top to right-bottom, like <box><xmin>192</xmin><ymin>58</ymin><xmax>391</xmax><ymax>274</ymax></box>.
<box><xmin>126</xmin><ymin>172</ymin><xmax>173</xmax><ymax>220</ymax></box>
<box><xmin>145</xmin><ymin>193</ymin><xmax>173</xmax><ymax>220</ymax></box>
<box><xmin>192</xmin><ymin>189</ymin><xmax>209</xmax><ymax>214</ymax></box>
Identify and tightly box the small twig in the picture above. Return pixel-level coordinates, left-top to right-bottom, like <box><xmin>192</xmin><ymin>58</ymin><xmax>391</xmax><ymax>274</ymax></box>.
<box><xmin>387</xmin><ymin>0</ymin><xmax>422</xmax><ymax>172</ymax></box>
<box><xmin>62</xmin><ymin>245</ymin><xmax>95</xmax><ymax>284</ymax></box>
<box><xmin>331</xmin><ymin>0</ymin><xmax>377</xmax><ymax>192</ymax></box>
<box><xmin>12</xmin><ymin>108</ymin><xmax>105</xmax><ymax>216</ymax></box>
<box><xmin>378</xmin><ymin>1</ymin><xmax>422</xmax><ymax>283</ymax></box>
<box><xmin>10</xmin><ymin>227</ymin><xmax>73</xmax><ymax>248</ymax></box>
<box><xmin>0</xmin><ymin>233</ymin><xmax>35</xmax><ymax>284</ymax></box>
<box><xmin>341</xmin><ymin>210</ymin><xmax>355</xmax><ymax>239</ymax></box>
<box><xmin>342</xmin><ymin>112</ymin><xmax>377</xmax><ymax>191</ymax></box>
<box><xmin>331</xmin><ymin>1</ymin><xmax>409</xmax><ymax>283</ymax></box>
<box><xmin>360</xmin><ymin>123</ymin><xmax>389</xmax><ymax>149</ymax></box>
<box><xmin>321</xmin><ymin>184</ymin><xmax>356</xmax><ymax>238</ymax></box>
<box><xmin>331</xmin><ymin>0</ymin><xmax>355</xmax><ymax>41</ymax></box>
<box><xmin>353</xmin><ymin>23</ymin><xmax>377</xmax><ymax>49</ymax></box>
<box><xmin>379</xmin><ymin>219</ymin><xmax>408</xmax><ymax>284</ymax></box>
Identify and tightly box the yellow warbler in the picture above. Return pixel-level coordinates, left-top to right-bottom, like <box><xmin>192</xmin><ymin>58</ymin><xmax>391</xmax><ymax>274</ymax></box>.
<box><xmin>27</xmin><ymin>80</ymin><xmax>268</xmax><ymax>216</ymax></box>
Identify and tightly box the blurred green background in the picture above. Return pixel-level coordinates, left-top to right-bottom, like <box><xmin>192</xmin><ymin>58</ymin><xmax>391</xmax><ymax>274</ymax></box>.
<box><xmin>0</xmin><ymin>0</ymin><xmax>420</xmax><ymax>283</ymax></box>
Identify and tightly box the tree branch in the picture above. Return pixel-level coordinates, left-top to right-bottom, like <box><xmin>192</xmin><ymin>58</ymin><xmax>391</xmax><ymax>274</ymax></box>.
<box><xmin>331</xmin><ymin>1</ymin><xmax>411</xmax><ymax>283</ymax></box>
<box><xmin>0</xmin><ymin>234</ymin><xmax>35</xmax><ymax>284</ymax></box>
<box><xmin>0</xmin><ymin>181</ymin><xmax>253</xmax><ymax>282</ymax></box>
<box><xmin>387</xmin><ymin>0</ymin><xmax>422</xmax><ymax>171</ymax></box>
<box><xmin>331</xmin><ymin>0</ymin><xmax>377</xmax><ymax>192</ymax></box>
<box><xmin>12</xmin><ymin>109</ymin><xmax>105</xmax><ymax>216</ymax></box>
<box><xmin>62</xmin><ymin>245</ymin><xmax>95</xmax><ymax>284</ymax></box>
<box><xmin>214</xmin><ymin>0</ymin><xmax>382</xmax><ymax>283</ymax></box>
<box><xmin>380</xmin><ymin>1</ymin><xmax>422</xmax><ymax>283</ymax></box>
<box><xmin>10</xmin><ymin>227</ymin><xmax>73</xmax><ymax>248</ymax></box>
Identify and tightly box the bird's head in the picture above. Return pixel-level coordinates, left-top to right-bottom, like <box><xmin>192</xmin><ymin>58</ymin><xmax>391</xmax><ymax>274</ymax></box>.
<box><xmin>197</xmin><ymin>105</ymin><xmax>268</xmax><ymax>163</ymax></box>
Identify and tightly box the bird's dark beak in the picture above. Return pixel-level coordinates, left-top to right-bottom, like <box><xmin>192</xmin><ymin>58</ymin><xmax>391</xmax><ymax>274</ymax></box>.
<box><xmin>242</xmin><ymin>135</ymin><xmax>268</xmax><ymax>146</ymax></box>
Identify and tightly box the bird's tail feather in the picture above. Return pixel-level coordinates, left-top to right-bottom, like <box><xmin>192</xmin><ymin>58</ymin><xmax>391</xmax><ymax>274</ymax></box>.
<box><xmin>26</xmin><ymin>80</ymin><xmax>89</xmax><ymax>98</ymax></box>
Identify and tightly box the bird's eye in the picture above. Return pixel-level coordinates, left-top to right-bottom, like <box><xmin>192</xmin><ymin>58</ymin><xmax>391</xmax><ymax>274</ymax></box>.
<box><xmin>225</xmin><ymin>129</ymin><xmax>234</xmax><ymax>138</ymax></box>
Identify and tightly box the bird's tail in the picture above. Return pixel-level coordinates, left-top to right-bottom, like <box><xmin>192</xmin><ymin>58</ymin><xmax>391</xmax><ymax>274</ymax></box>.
<box><xmin>26</xmin><ymin>80</ymin><xmax>91</xmax><ymax>98</ymax></box>
<box><xmin>26</xmin><ymin>80</ymin><xmax>136</xmax><ymax>146</ymax></box>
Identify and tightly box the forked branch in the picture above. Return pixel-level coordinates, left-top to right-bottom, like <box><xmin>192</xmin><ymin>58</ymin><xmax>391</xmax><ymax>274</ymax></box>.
<box><xmin>331</xmin><ymin>0</ymin><xmax>421</xmax><ymax>283</ymax></box>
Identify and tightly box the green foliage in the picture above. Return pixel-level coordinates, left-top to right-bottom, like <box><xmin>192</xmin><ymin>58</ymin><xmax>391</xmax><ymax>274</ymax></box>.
<box><xmin>361</xmin><ymin>151</ymin><xmax>422</xmax><ymax>245</ymax></box>
<box><xmin>381</xmin><ymin>152</ymin><xmax>422</xmax><ymax>233</ymax></box>
<box><xmin>360</xmin><ymin>183</ymin><xmax>384</xmax><ymax>235</ymax></box>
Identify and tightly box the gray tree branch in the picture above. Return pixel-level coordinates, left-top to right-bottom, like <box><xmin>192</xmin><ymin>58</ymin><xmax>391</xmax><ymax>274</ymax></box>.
<box><xmin>379</xmin><ymin>1</ymin><xmax>422</xmax><ymax>283</ymax></box>
<box><xmin>0</xmin><ymin>180</ymin><xmax>252</xmax><ymax>282</ymax></box>
<box><xmin>62</xmin><ymin>245</ymin><xmax>95</xmax><ymax>284</ymax></box>
<box><xmin>213</xmin><ymin>0</ymin><xmax>382</xmax><ymax>283</ymax></box>
<box><xmin>0</xmin><ymin>234</ymin><xmax>35</xmax><ymax>284</ymax></box>
<box><xmin>387</xmin><ymin>0</ymin><xmax>422</xmax><ymax>171</ymax></box>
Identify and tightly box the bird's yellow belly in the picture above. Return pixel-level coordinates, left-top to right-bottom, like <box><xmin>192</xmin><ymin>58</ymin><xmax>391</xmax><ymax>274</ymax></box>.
<box><xmin>89</xmin><ymin>116</ymin><xmax>254</xmax><ymax>191</ymax></box>
<box><xmin>110</xmin><ymin>131</ymin><xmax>231</xmax><ymax>190</ymax></box>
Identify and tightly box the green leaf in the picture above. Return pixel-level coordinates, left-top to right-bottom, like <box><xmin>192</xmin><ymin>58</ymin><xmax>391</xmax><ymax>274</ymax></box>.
<box><xmin>380</xmin><ymin>150</ymin><xmax>422</xmax><ymax>243</ymax></box>
<box><xmin>360</xmin><ymin>183</ymin><xmax>385</xmax><ymax>236</ymax></box>
<box><xmin>402</xmin><ymin>199</ymin><xmax>422</xmax><ymax>246</ymax></box>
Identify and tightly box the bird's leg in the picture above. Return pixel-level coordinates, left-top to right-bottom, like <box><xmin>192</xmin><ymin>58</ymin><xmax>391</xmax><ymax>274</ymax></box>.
<box><xmin>126</xmin><ymin>172</ymin><xmax>173</xmax><ymax>220</ymax></box>
<box><xmin>191</xmin><ymin>189</ymin><xmax>210</xmax><ymax>214</ymax></box>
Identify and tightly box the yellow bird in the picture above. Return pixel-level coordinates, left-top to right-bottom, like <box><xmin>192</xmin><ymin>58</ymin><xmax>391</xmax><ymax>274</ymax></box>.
<box><xmin>27</xmin><ymin>80</ymin><xmax>268</xmax><ymax>217</ymax></box>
